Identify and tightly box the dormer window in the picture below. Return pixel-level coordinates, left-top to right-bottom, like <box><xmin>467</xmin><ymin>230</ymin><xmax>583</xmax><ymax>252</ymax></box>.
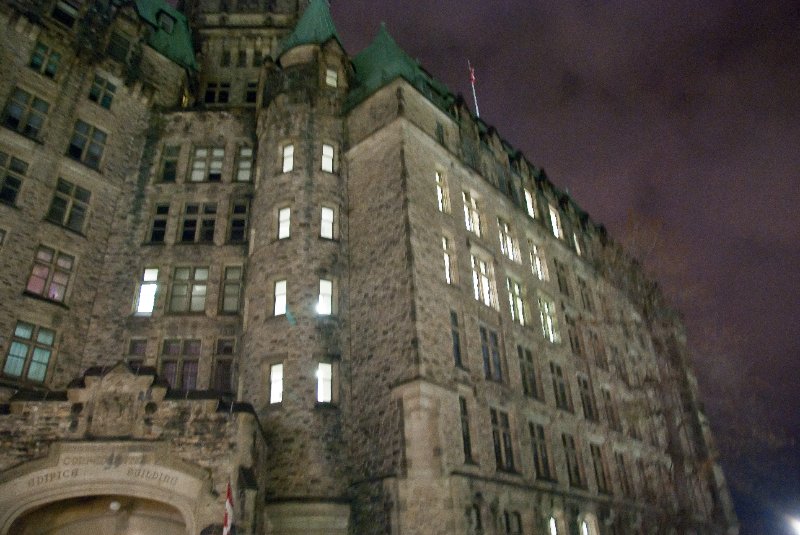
<box><xmin>158</xmin><ymin>11</ymin><xmax>176</xmax><ymax>34</ymax></box>
<box><xmin>325</xmin><ymin>68</ymin><xmax>338</xmax><ymax>88</ymax></box>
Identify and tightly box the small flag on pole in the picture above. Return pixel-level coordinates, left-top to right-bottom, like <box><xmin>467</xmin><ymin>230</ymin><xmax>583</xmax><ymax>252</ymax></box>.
<box><xmin>223</xmin><ymin>481</ymin><xmax>234</xmax><ymax>535</ymax></box>
<box><xmin>468</xmin><ymin>60</ymin><xmax>480</xmax><ymax>117</ymax></box>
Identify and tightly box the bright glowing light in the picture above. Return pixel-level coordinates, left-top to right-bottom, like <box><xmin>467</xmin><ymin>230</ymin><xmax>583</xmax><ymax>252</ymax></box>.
<box><xmin>788</xmin><ymin>516</ymin><xmax>800</xmax><ymax>535</ymax></box>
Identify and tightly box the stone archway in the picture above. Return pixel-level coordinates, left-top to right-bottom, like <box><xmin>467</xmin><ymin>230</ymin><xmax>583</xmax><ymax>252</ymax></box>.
<box><xmin>10</xmin><ymin>494</ymin><xmax>186</xmax><ymax>535</ymax></box>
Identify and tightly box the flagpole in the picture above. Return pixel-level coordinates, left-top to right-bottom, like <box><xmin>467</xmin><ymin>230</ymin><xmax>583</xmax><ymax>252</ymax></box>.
<box><xmin>468</xmin><ymin>60</ymin><xmax>480</xmax><ymax>118</ymax></box>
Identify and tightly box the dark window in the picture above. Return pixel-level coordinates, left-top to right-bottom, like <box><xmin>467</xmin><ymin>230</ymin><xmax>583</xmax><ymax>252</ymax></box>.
<box><xmin>517</xmin><ymin>345</ymin><xmax>540</xmax><ymax>399</ymax></box>
<box><xmin>591</xmin><ymin>444</ymin><xmax>611</xmax><ymax>494</ymax></box>
<box><xmin>602</xmin><ymin>389</ymin><xmax>621</xmax><ymax>431</ymax></box>
<box><xmin>2</xmin><ymin>321</ymin><xmax>55</xmax><ymax>383</ymax></box>
<box><xmin>213</xmin><ymin>338</ymin><xmax>235</xmax><ymax>394</ymax></box>
<box><xmin>158</xmin><ymin>11</ymin><xmax>175</xmax><ymax>33</ymax></box>
<box><xmin>554</xmin><ymin>259</ymin><xmax>571</xmax><ymax>297</ymax></box>
<box><xmin>237</xmin><ymin>50</ymin><xmax>247</xmax><ymax>67</ymax></box>
<box><xmin>615</xmin><ymin>452</ymin><xmax>632</xmax><ymax>497</ymax></box>
<box><xmin>578</xmin><ymin>277</ymin><xmax>594</xmax><ymax>312</ymax></box>
<box><xmin>253</xmin><ymin>50</ymin><xmax>263</xmax><ymax>67</ymax></box>
<box><xmin>46</xmin><ymin>178</ymin><xmax>91</xmax><ymax>233</ymax></box>
<box><xmin>2</xmin><ymin>87</ymin><xmax>49</xmax><ymax>139</ymax></box>
<box><xmin>245</xmin><ymin>81</ymin><xmax>258</xmax><ymax>103</ymax></box>
<box><xmin>503</xmin><ymin>511</ymin><xmax>522</xmax><ymax>535</ymax></box>
<box><xmin>180</xmin><ymin>202</ymin><xmax>217</xmax><ymax>243</ymax></box>
<box><xmin>204</xmin><ymin>82</ymin><xmax>230</xmax><ymax>104</ymax></box>
<box><xmin>25</xmin><ymin>245</ymin><xmax>74</xmax><ymax>302</ymax></box>
<box><xmin>566</xmin><ymin>315</ymin><xmax>583</xmax><ymax>357</ymax></box>
<box><xmin>562</xmin><ymin>433</ymin><xmax>585</xmax><ymax>487</ymax></box>
<box><xmin>51</xmin><ymin>0</ymin><xmax>84</xmax><ymax>27</ymax></box>
<box><xmin>127</xmin><ymin>338</ymin><xmax>147</xmax><ymax>370</ymax></box>
<box><xmin>107</xmin><ymin>32</ymin><xmax>132</xmax><ymax>63</ymax></box>
<box><xmin>480</xmin><ymin>326</ymin><xmax>502</xmax><ymax>382</ymax></box>
<box><xmin>0</xmin><ymin>151</ymin><xmax>28</xmax><ymax>205</ymax></box>
<box><xmin>220</xmin><ymin>50</ymin><xmax>231</xmax><ymax>67</ymax></box>
<box><xmin>228</xmin><ymin>200</ymin><xmax>249</xmax><ymax>243</ymax></box>
<box><xmin>450</xmin><ymin>311</ymin><xmax>462</xmax><ymax>367</ymax></box>
<box><xmin>578</xmin><ymin>375</ymin><xmax>598</xmax><ymax>421</ymax></box>
<box><xmin>30</xmin><ymin>42</ymin><xmax>61</xmax><ymax>78</ymax></box>
<box><xmin>149</xmin><ymin>204</ymin><xmax>169</xmax><ymax>243</ymax></box>
<box><xmin>159</xmin><ymin>145</ymin><xmax>180</xmax><ymax>182</ymax></box>
<box><xmin>529</xmin><ymin>422</ymin><xmax>553</xmax><ymax>480</ymax></box>
<box><xmin>160</xmin><ymin>339</ymin><xmax>200</xmax><ymax>391</ymax></box>
<box><xmin>88</xmin><ymin>74</ymin><xmax>116</xmax><ymax>109</ymax></box>
<box><xmin>589</xmin><ymin>331</ymin><xmax>607</xmax><ymax>369</ymax></box>
<box><xmin>66</xmin><ymin>120</ymin><xmax>107</xmax><ymax>169</ymax></box>
<box><xmin>491</xmin><ymin>408</ymin><xmax>515</xmax><ymax>471</ymax></box>
<box><xmin>459</xmin><ymin>396</ymin><xmax>473</xmax><ymax>463</ymax></box>
<box><xmin>550</xmin><ymin>362</ymin><xmax>572</xmax><ymax>412</ymax></box>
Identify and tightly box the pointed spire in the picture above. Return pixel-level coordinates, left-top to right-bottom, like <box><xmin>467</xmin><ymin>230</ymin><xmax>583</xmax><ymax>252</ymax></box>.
<box><xmin>351</xmin><ymin>24</ymin><xmax>422</xmax><ymax>90</ymax></box>
<box><xmin>278</xmin><ymin>0</ymin><xmax>342</xmax><ymax>57</ymax></box>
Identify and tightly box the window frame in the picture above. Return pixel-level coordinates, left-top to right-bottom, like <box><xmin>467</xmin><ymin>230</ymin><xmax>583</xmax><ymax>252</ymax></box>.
<box><xmin>435</xmin><ymin>170</ymin><xmax>450</xmax><ymax>213</ymax></box>
<box><xmin>506</xmin><ymin>277</ymin><xmax>526</xmax><ymax>325</ymax></box>
<box><xmin>149</xmin><ymin>203</ymin><xmax>170</xmax><ymax>243</ymax></box>
<box><xmin>471</xmin><ymin>253</ymin><xmax>496</xmax><ymax>308</ymax></box>
<box><xmin>480</xmin><ymin>326</ymin><xmax>503</xmax><ymax>382</ymax></box>
<box><xmin>66</xmin><ymin>120</ymin><xmax>107</xmax><ymax>169</ymax></box>
<box><xmin>29</xmin><ymin>42</ymin><xmax>61</xmax><ymax>78</ymax></box>
<box><xmin>317</xmin><ymin>278</ymin><xmax>335</xmax><ymax>316</ymax></box>
<box><xmin>538</xmin><ymin>294</ymin><xmax>560</xmax><ymax>343</ymax></box>
<box><xmin>159</xmin><ymin>338</ymin><xmax>200</xmax><ymax>392</ymax></box>
<box><xmin>0</xmin><ymin>150</ymin><xmax>28</xmax><ymax>206</ymax></box>
<box><xmin>282</xmin><ymin>144</ymin><xmax>294</xmax><ymax>173</ymax></box>
<box><xmin>25</xmin><ymin>245</ymin><xmax>74</xmax><ymax>303</ymax></box>
<box><xmin>321</xmin><ymin>143</ymin><xmax>335</xmax><ymax>173</ymax></box>
<box><xmin>320</xmin><ymin>205</ymin><xmax>336</xmax><ymax>239</ymax></box>
<box><xmin>2</xmin><ymin>321</ymin><xmax>56</xmax><ymax>383</ymax></box>
<box><xmin>274</xmin><ymin>279</ymin><xmax>287</xmax><ymax>316</ymax></box>
<box><xmin>2</xmin><ymin>87</ymin><xmax>50</xmax><ymax>140</ymax></box>
<box><xmin>88</xmin><ymin>74</ymin><xmax>117</xmax><ymax>109</ymax></box>
<box><xmin>45</xmin><ymin>178</ymin><xmax>91</xmax><ymax>234</ymax></box>
<box><xmin>189</xmin><ymin>146</ymin><xmax>225</xmax><ymax>182</ymax></box>
<box><xmin>134</xmin><ymin>267</ymin><xmax>159</xmax><ymax>316</ymax></box>
<box><xmin>490</xmin><ymin>408</ymin><xmax>515</xmax><ymax>472</ymax></box>
<box><xmin>497</xmin><ymin>218</ymin><xmax>519</xmax><ymax>262</ymax></box>
<box><xmin>550</xmin><ymin>362</ymin><xmax>573</xmax><ymax>412</ymax></box>
<box><xmin>269</xmin><ymin>362</ymin><xmax>283</xmax><ymax>403</ymax></box>
<box><xmin>220</xmin><ymin>266</ymin><xmax>243</xmax><ymax>314</ymax></box>
<box><xmin>277</xmin><ymin>207</ymin><xmax>291</xmax><ymax>239</ymax></box>
<box><xmin>235</xmin><ymin>146</ymin><xmax>253</xmax><ymax>182</ymax></box>
<box><xmin>179</xmin><ymin>202</ymin><xmax>217</xmax><ymax>244</ymax></box>
<box><xmin>529</xmin><ymin>422</ymin><xmax>554</xmax><ymax>481</ymax></box>
<box><xmin>462</xmin><ymin>190</ymin><xmax>481</xmax><ymax>236</ymax></box>
<box><xmin>168</xmin><ymin>266</ymin><xmax>209</xmax><ymax>314</ymax></box>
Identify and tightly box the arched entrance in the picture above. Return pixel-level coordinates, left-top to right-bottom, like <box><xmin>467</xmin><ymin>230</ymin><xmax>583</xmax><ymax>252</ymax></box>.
<box><xmin>10</xmin><ymin>495</ymin><xmax>185</xmax><ymax>534</ymax></box>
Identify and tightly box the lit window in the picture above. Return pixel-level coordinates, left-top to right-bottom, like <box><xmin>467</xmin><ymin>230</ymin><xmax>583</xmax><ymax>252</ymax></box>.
<box><xmin>282</xmin><ymin>144</ymin><xmax>294</xmax><ymax>172</ymax></box>
<box><xmin>135</xmin><ymin>268</ymin><xmax>159</xmax><ymax>315</ymax></box>
<box><xmin>2</xmin><ymin>321</ymin><xmax>55</xmax><ymax>382</ymax></box>
<box><xmin>274</xmin><ymin>280</ymin><xmax>286</xmax><ymax>315</ymax></box>
<box><xmin>506</xmin><ymin>277</ymin><xmax>525</xmax><ymax>325</ymax></box>
<box><xmin>538</xmin><ymin>294</ymin><xmax>559</xmax><ymax>343</ymax></box>
<box><xmin>159</xmin><ymin>145</ymin><xmax>180</xmax><ymax>182</ymax></box>
<box><xmin>566</xmin><ymin>315</ymin><xmax>583</xmax><ymax>356</ymax></box>
<box><xmin>480</xmin><ymin>326</ymin><xmax>503</xmax><ymax>382</ymax></box>
<box><xmin>549</xmin><ymin>517</ymin><xmax>559</xmax><ymax>535</ymax></box>
<box><xmin>149</xmin><ymin>204</ymin><xmax>169</xmax><ymax>243</ymax></box>
<box><xmin>317</xmin><ymin>279</ymin><xmax>333</xmax><ymax>315</ymax></box>
<box><xmin>490</xmin><ymin>408</ymin><xmax>515</xmax><ymax>471</ymax></box>
<box><xmin>321</xmin><ymin>144</ymin><xmax>334</xmax><ymax>172</ymax></box>
<box><xmin>524</xmin><ymin>188</ymin><xmax>536</xmax><ymax>218</ymax></box>
<box><xmin>573</xmin><ymin>232</ymin><xmax>583</xmax><ymax>256</ymax></box>
<box><xmin>228</xmin><ymin>199</ymin><xmax>249</xmax><ymax>243</ymax></box>
<box><xmin>2</xmin><ymin>87</ymin><xmax>49</xmax><ymax>139</ymax></box>
<box><xmin>551</xmin><ymin>362</ymin><xmax>572</xmax><ymax>411</ymax></box>
<box><xmin>204</xmin><ymin>82</ymin><xmax>230</xmax><ymax>104</ymax></box>
<box><xmin>0</xmin><ymin>150</ymin><xmax>28</xmax><ymax>206</ymax></box>
<box><xmin>470</xmin><ymin>254</ymin><xmax>495</xmax><ymax>307</ymax></box>
<box><xmin>442</xmin><ymin>237</ymin><xmax>453</xmax><ymax>284</ymax></box>
<box><xmin>325</xmin><ymin>68</ymin><xmax>338</xmax><ymax>87</ymax></box>
<box><xmin>269</xmin><ymin>363</ymin><xmax>283</xmax><ymax>403</ymax></box>
<box><xmin>549</xmin><ymin>204</ymin><xmax>563</xmax><ymax>239</ymax></box>
<box><xmin>45</xmin><ymin>178</ymin><xmax>91</xmax><ymax>233</ymax></box>
<box><xmin>88</xmin><ymin>74</ymin><xmax>116</xmax><ymax>109</ymax></box>
<box><xmin>221</xmin><ymin>266</ymin><xmax>243</xmax><ymax>313</ymax></box>
<box><xmin>180</xmin><ymin>202</ymin><xmax>217</xmax><ymax>243</ymax></box>
<box><xmin>160</xmin><ymin>339</ymin><xmax>200</xmax><ymax>392</ymax></box>
<box><xmin>236</xmin><ymin>146</ymin><xmax>253</xmax><ymax>181</ymax></box>
<box><xmin>190</xmin><ymin>147</ymin><xmax>224</xmax><ymax>182</ymax></box>
<box><xmin>26</xmin><ymin>245</ymin><xmax>74</xmax><ymax>302</ymax></box>
<box><xmin>528</xmin><ymin>239</ymin><xmax>548</xmax><ymax>281</ymax></box>
<box><xmin>66</xmin><ymin>120</ymin><xmax>107</xmax><ymax>169</ymax></box>
<box><xmin>316</xmin><ymin>362</ymin><xmax>333</xmax><ymax>402</ymax></box>
<box><xmin>168</xmin><ymin>267</ymin><xmax>208</xmax><ymax>313</ymax></box>
<box><xmin>529</xmin><ymin>422</ymin><xmax>553</xmax><ymax>480</ymax></box>
<box><xmin>462</xmin><ymin>191</ymin><xmax>481</xmax><ymax>236</ymax></box>
<box><xmin>278</xmin><ymin>207</ymin><xmax>291</xmax><ymax>239</ymax></box>
<box><xmin>29</xmin><ymin>42</ymin><xmax>61</xmax><ymax>78</ymax></box>
<box><xmin>498</xmin><ymin>218</ymin><xmax>518</xmax><ymax>262</ymax></box>
<box><xmin>435</xmin><ymin>171</ymin><xmax>449</xmax><ymax>212</ymax></box>
<box><xmin>320</xmin><ymin>206</ymin><xmax>335</xmax><ymax>239</ymax></box>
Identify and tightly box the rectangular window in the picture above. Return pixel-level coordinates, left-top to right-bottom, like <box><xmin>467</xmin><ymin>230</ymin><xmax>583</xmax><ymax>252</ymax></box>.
<box><xmin>563</xmin><ymin>433</ymin><xmax>585</xmax><ymax>487</ymax></box>
<box><xmin>26</xmin><ymin>245</ymin><xmax>74</xmax><ymax>302</ymax></box>
<box><xmin>190</xmin><ymin>147</ymin><xmax>224</xmax><ymax>182</ymax></box>
<box><xmin>524</xmin><ymin>188</ymin><xmax>536</xmax><ymax>218</ymax></box>
<box><xmin>236</xmin><ymin>146</ymin><xmax>253</xmax><ymax>181</ymax></box>
<box><xmin>316</xmin><ymin>362</ymin><xmax>333</xmax><ymax>402</ymax></box>
<box><xmin>528</xmin><ymin>239</ymin><xmax>548</xmax><ymax>281</ymax></box>
<box><xmin>517</xmin><ymin>346</ymin><xmax>540</xmax><ymax>399</ymax></box>
<box><xmin>442</xmin><ymin>237</ymin><xmax>453</xmax><ymax>284</ymax></box>
<box><xmin>490</xmin><ymin>408</ymin><xmax>515</xmax><ymax>471</ymax></box>
<box><xmin>30</xmin><ymin>42</ymin><xmax>61</xmax><ymax>78</ymax></box>
<box><xmin>221</xmin><ymin>266</ymin><xmax>243</xmax><ymax>313</ymax></box>
<box><xmin>615</xmin><ymin>451</ymin><xmax>633</xmax><ymax>497</ymax></box>
<box><xmin>459</xmin><ymin>396</ymin><xmax>473</xmax><ymax>462</ymax></box>
<box><xmin>228</xmin><ymin>199</ymin><xmax>249</xmax><ymax>243</ymax></box>
<box><xmin>506</xmin><ymin>278</ymin><xmax>525</xmax><ymax>325</ymax></box>
<box><xmin>504</xmin><ymin>511</ymin><xmax>522</xmax><ymax>535</ymax></box>
<box><xmin>462</xmin><ymin>191</ymin><xmax>481</xmax><ymax>236</ymax></box>
<box><xmin>325</xmin><ymin>68</ymin><xmax>338</xmax><ymax>87</ymax></box>
<box><xmin>88</xmin><ymin>74</ymin><xmax>116</xmax><ymax>109</ymax></box>
<box><xmin>602</xmin><ymin>388</ymin><xmax>621</xmax><ymax>431</ymax></box>
<box><xmin>269</xmin><ymin>363</ymin><xmax>283</xmax><ymax>403</ymax></box>
<box><xmin>282</xmin><ymin>144</ymin><xmax>294</xmax><ymax>172</ymax></box>
<box><xmin>554</xmin><ymin>259</ymin><xmax>571</xmax><ymax>297</ymax></box>
<box><xmin>480</xmin><ymin>326</ymin><xmax>503</xmax><ymax>382</ymax></box>
<box><xmin>3</xmin><ymin>321</ymin><xmax>55</xmax><ymax>382</ymax></box>
<box><xmin>578</xmin><ymin>375</ymin><xmax>598</xmax><ymax>421</ymax></box>
<box><xmin>245</xmin><ymin>81</ymin><xmax>258</xmax><ymax>104</ymax></box>
<box><xmin>573</xmin><ymin>232</ymin><xmax>583</xmax><ymax>256</ymax></box>
<box><xmin>213</xmin><ymin>339</ymin><xmax>235</xmax><ymax>394</ymax></box>
<box><xmin>550</xmin><ymin>362</ymin><xmax>572</xmax><ymax>411</ymax></box>
<box><xmin>538</xmin><ymin>294</ymin><xmax>559</xmax><ymax>343</ymax></box>
<box><xmin>237</xmin><ymin>50</ymin><xmax>247</xmax><ymax>67</ymax></box>
<box><xmin>204</xmin><ymin>82</ymin><xmax>230</xmax><ymax>104</ymax></box>
<box><xmin>278</xmin><ymin>207</ymin><xmax>291</xmax><ymax>239</ymax></box>
<box><xmin>45</xmin><ymin>178</ymin><xmax>91</xmax><ymax>233</ymax></box>
<box><xmin>2</xmin><ymin>87</ymin><xmax>49</xmax><ymax>139</ymax></box>
<box><xmin>0</xmin><ymin>150</ymin><xmax>28</xmax><ymax>205</ymax></box>
<box><xmin>498</xmin><ymin>218</ymin><xmax>519</xmax><ymax>262</ymax></box>
<box><xmin>529</xmin><ymin>422</ymin><xmax>553</xmax><ymax>480</ymax></box>
<box><xmin>549</xmin><ymin>204</ymin><xmax>563</xmax><ymax>239</ymax></box>
<box><xmin>435</xmin><ymin>171</ymin><xmax>449</xmax><ymax>212</ymax></box>
<box><xmin>578</xmin><ymin>278</ymin><xmax>594</xmax><ymax>312</ymax></box>
<box><xmin>566</xmin><ymin>315</ymin><xmax>583</xmax><ymax>357</ymax></box>
<box><xmin>67</xmin><ymin>120</ymin><xmax>107</xmax><ymax>169</ymax></box>
<box><xmin>149</xmin><ymin>204</ymin><xmax>169</xmax><ymax>243</ymax></box>
<box><xmin>588</xmin><ymin>331</ymin><xmax>607</xmax><ymax>369</ymax></box>
<box><xmin>320</xmin><ymin>206</ymin><xmax>335</xmax><ymax>239</ymax></box>
<box><xmin>127</xmin><ymin>338</ymin><xmax>147</xmax><ymax>370</ymax></box>
<box><xmin>321</xmin><ymin>144</ymin><xmax>334</xmax><ymax>172</ymax></box>
<box><xmin>51</xmin><ymin>0</ymin><xmax>83</xmax><ymax>27</ymax></box>
<box><xmin>159</xmin><ymin>145</ymin><xmax>180</xmax><ymax>182</ymax></box>
<box><xmin>471</xmin><ymin>254</ymin><xmax>495</xmax><ymax>308</ymax></box>
<box><xmin>180</xmin><ymin>202</ymin><xmax>217</xmax><ymax>243</ymax></box>
<box><xmin>135</xmin><ymin>268</ymin><xmax>159</xmax><ymax>315</ymax></box>
<box><xmin>591</xmin><ymin>444</ymin><xmax>611</xmax><ymax>494</ymax></box>
<box><xmin>107</xmin><ymin>32</ymin><xmax>132</xmax><ymax>63</ymax></box>
<box><xmin>317</xmin><ymin>279</ymin><xmax>333</xmax><ymax>315</ymax></box>
<box><xmin>274</xmin><ymin>280</ymin><xmax>286</xmax><ymax>315</ymax></box>
<box><xmin>168</xmin><ymin>267</ymin><xmax>208</xmax><ymax>313</ymax></box>
<box><xmin>220</xmin><ymin>49</ymin><xmax>231</xmax><ymax>67</ymax></box>
<box><xmin>158</xmin><ymin>11</ymin><xmax>175</xmax><ymax>32</ymax></box>
<box><xmin>450</xmin><ymin>311</ymin><xmax>463</xmax><ymax>368</ymax></box>
<box><xmin>160</xmin><ymin>339</ymin><xmax>200</xmax><ymax>392</ymax></box>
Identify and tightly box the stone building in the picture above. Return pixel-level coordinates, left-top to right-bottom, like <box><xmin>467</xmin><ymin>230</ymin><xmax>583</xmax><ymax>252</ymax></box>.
<box><xmin>0</xmin><ymin>0</ymin><xmax>738</xmax><ymax>533</ymax></box>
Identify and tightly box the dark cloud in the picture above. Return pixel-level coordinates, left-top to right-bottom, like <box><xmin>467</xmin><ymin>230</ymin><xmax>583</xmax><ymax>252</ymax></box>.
<box><xmin>332</xmin><ymin>1</ymin><xmax>800</xmax><ymax>531</ymax></box>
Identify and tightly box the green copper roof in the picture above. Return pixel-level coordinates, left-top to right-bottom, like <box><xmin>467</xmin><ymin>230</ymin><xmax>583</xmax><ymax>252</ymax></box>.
<box><xmin>347</xmin><ymin>25</ymin><xmax>453</xmax><ymax>111</ymax></box>
<box><xmin>278</xmin><ymin>0</ymin><xmax>342</xmax><ymax>57</ymax></box>
<box><xmin>134</xmin><ymin>0</ymin><xmax>197</xmax><ymax>70</ymax></box>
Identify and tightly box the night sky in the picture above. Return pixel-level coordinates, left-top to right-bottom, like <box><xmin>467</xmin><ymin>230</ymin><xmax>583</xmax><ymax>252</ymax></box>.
<box><xmin>327</xmin><ymin>2</ymin><xmax>800</xmax><ymax>533</ymax></box>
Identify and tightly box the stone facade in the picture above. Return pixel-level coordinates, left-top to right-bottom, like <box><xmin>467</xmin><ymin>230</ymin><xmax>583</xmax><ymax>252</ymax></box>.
<box><xmin>0</xmin><ymin>1</ymin><xmax>737</xmax><ymax>534</ymax></box>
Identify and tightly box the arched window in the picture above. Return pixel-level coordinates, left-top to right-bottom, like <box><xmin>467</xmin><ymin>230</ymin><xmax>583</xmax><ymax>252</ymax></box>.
<box><xmin>549</xmin><ymin>516</ymin><xmax>559</xmax><ymax>535</ymax></box>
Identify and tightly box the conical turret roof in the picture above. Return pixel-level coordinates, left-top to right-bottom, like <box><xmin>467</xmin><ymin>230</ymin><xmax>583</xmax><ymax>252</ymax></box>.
<box><xmin>278</xmin><ymin>0</ymin><xmax>342</xmax><ymax>57</ymax></box>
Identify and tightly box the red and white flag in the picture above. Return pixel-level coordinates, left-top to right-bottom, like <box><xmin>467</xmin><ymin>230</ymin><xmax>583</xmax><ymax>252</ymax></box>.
<box><xmin>223</xmin><ymin>482</ymin><xmax>234</xmax><ymax>535</ymax></box>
